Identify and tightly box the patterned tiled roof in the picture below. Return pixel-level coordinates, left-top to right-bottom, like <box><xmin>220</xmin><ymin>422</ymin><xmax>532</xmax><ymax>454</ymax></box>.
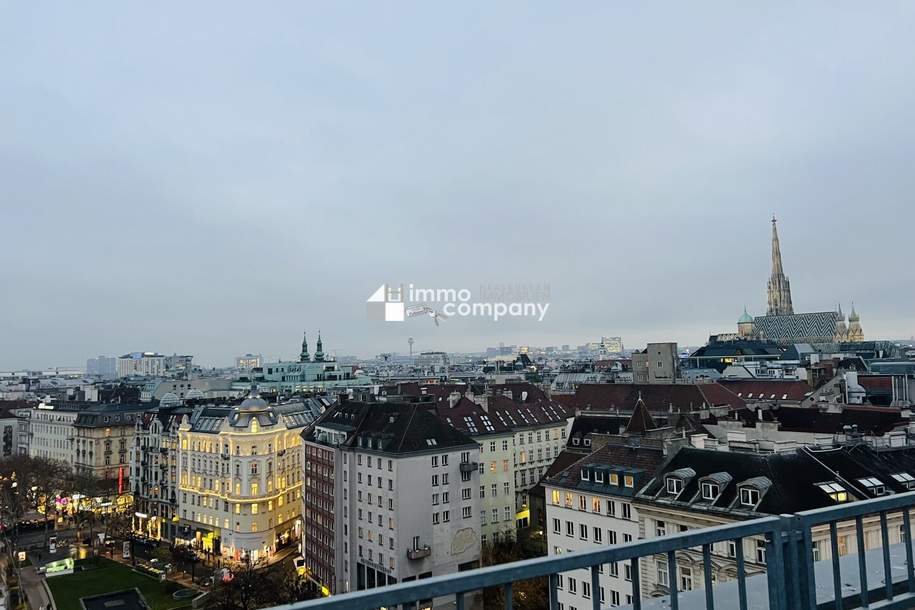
<box><xmin>753</xmin><ymin>311</ymin><xmax>840</xmax><ymax>344</ymax></box>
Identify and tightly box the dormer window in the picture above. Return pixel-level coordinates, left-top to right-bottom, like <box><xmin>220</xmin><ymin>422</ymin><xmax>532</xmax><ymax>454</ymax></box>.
<box><xmin>739</xmin><ymin>487</ymin><xmax>760</xmax><ymax>507</ymax></box>
<box><xmin>580</xmin><ymin>469</ymin><xmax>590</xmax><ymax>481</ymax></box>
<box><xmin>623</xmin><ymin>475</ymin><xmax>634</xmax><ymax>488</ymax></box>
<box><xmin>583</xmin><ymin>438</ymin><xmax>592</xmax><ymax>447</ymax></box>
<box><xmin>817</xmin><ymin>482</ymin><xmax>849</xmax><ymax>503</ymax></box>
<box><xmin>572</xmin><ymin>438</ymin><xmax>580</xmax><ymax>446</ymax></box>
<box><xmin>891</xmin><ymin>473</ymin><xmax>915</xmax><ymax>490</ymax></box>
<box><xmin>594</xmin><ymin>471</ymin><xmax>604</xmax><ymax>483</ymax></box>
<box><xmin>857</xmin><ymin>477</ymin><xmax>885</xmax><ymax>496</ymax></box>
<box><xmin>701</xmin><ymin>482</ymin><xmax>720</xmax><ymax>500</ymax></box>
<box><xmin>609</xmin><ymin>473</ymin><xmax>619</xmax><ymax>485</ymax></box>
<box><xmin>665</xmin><ymin>477</ymin><xmax>683</xmax><ymax>495</ymax></box>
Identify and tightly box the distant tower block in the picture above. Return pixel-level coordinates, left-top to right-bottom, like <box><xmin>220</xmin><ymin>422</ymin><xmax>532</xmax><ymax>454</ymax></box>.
<box><xmin>408</xmin><ymin>337</ymin><xmax>415</xmax><ymax>356</ymax></box>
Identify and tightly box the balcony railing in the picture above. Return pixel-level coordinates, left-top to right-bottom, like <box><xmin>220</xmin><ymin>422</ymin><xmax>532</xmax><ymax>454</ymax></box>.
<box><xmin>459</xmin><ymin>461</ymin><xmax>478</xmax><ymax>474</ymax></box>
<box><xmin>285</xmin><ymin>490</ymin><xmax>915</xmax><ymax>610</ymax></box>
<box><xmin>406</xmin><ymin>545</ymin><xmax>431</xmax><ymax>560</ymax></box>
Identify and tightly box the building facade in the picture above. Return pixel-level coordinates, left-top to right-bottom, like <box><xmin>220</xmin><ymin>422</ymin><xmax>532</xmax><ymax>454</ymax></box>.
<box><xmin>117</xmin><ymin>353</ymin><xmax>167</xmax><ymax>378</ymax></box>
<box><xmin>73</xmin><ymin>405</ymin><xmax>145</xmax><ymax>487</ymax></box>
<box><xmin>175</xmin><ymin>394</ymin><xmax>311</xmax><ymax>563</ymax></box>
<box><xmin>301</xmin><ymin>399</ymin><xmax>482</xmax><ymax>603</ymax></box>
<box><xmin>132</xmin><ymin>406</ymin><xmax>190</xmax><ymax>541</ymax></box>
<box><xmin>544</xmin><ymin>438</ymin><xmax>666</xmax><ymax>609</ymax></box>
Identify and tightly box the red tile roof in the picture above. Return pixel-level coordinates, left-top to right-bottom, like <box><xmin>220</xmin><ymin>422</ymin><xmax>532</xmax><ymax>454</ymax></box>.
<box><xmin>570</xmin><ymin>383</ymin><xmax>746</xmax><ymax>413</ymax></box>
<box><xmin>718</xmin><ymin>380</ymin><xmax>811</xmax><ymax>401</ymax></box>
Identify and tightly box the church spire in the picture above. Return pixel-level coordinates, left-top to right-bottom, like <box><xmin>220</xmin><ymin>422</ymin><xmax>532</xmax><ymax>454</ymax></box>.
<box><xmin>299</xmin><ymin>331</ymin><xmax>310</xmax><ymax>362</ymax></box>
<box><xmin>313</xmin><ymin>330</ymin><xmax>325</xmax><ymax>362</ymax></box>
<box><xmin>766</xmin><ymin>216</ymin><xmax>794</xmax><ymax>316</ymax></box>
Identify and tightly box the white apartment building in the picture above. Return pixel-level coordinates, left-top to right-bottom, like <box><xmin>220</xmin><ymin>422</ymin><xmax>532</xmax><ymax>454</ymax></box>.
<box><xmin>117</xmin><ymin>352</ymin><xmax>166</xmax><ymax>378</ymax></box>
<box><xmin>544</xmin><ymin>440</ymin><xmax>666</xmax><ymax>609</ymax></box>
<box><xmin>24</xmin><ymin>403</ymin><xmax>83</xmax><ymax>466</ymax></box>
<box><xmin>176</xmin><ymin>394</ymin><xmax>309</xmax><ymax>563</ymax></box>
<box><xmin>633</xmin><ymin>442</ymin><xmax>915</xmax><ymax>598</ymax></box>
<box><xmin>302</xmin><ymin>399</ymin><xmax>482</xmax><ymax>605</ymax></box>
<box><xmin>433</xmin><ymin>395</ymin><xmax>518</xmax><ymax>545</ymax></box>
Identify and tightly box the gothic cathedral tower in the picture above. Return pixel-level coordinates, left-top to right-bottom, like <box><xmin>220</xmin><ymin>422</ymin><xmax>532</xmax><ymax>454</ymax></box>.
<box><xmin>766</xmin><ymin>216</ymin><xmax>794</xmax><ymax>316</ymax></box>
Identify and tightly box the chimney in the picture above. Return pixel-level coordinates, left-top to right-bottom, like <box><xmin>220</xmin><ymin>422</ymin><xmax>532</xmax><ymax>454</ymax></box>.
<box><xmin>448</xmin><ymin>392</ymin><xmax>461</xmax><ymax>408</ymax></box>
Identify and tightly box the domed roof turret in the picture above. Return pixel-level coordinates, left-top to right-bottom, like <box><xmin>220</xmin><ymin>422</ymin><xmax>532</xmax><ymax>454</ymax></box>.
<box><xmin>738</xmin><ymin>307</ymin><xmax>754</xmax><ymax>324</ymax></box>
<box><xmin>239</xmin><ymin>383</ymin><xmax>268</xmax><ymax>410</ymax></box>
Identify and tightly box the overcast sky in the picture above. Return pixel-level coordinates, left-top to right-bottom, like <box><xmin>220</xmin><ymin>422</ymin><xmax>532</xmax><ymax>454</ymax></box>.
<box><xmin>2</xmin><ymin>2</ymin><xmax>914</xmax><ymax>369</ymax></box>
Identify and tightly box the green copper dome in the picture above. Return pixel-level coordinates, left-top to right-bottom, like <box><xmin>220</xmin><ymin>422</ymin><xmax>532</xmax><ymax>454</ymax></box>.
<box><xmin>738</xmin><ymin>307</ymin><xmax>754</xmax><ymax>324</ymax></box>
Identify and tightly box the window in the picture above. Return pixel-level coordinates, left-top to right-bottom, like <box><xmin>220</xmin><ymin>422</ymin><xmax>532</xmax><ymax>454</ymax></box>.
<box><xmin>701</xmin><ymin>482</ymin><xmax>720</xmax><ymax>500</ymax></box>
<box><xmin>624</xmin><ymin>562</ymin><xmax>632</xmax><ymax>581</ymax></box>
<box><xmin>812</xmin><ymin>541</ymin><xmax>821</xmax><ymax>562</ymax></box>
<box><xmin>578</xmin><ymin>495</ymin><xmax>586</xmax><ymax>510</ymax></box>
<box><xmin>462</xmin><ymin>488</ymin><xmax>471</xmax><ymax>500</ymax></box>
<box><xmin>582</xmin><ymin>582</ymin><xmax>591</xmax><ymax>599</ymax></box>
<box><xmin>462</xmin><ymin>506</ymin><xmax>472</xmax><ymax>519</ymax></box>
<box><xmin>553</xmin><ymin>518</ymin><xmax>561</xmax><ymax>534</ymax></box>
<box><xmin>657</xmin><ymin>560</ymin><xmax>669</xmax><ymax>586</ymax></box>
<box><xmin>624</xmin><ymin>475</ymin><xmax>634</xmax><ymax>488</ymax></box>
<box><xmin>608</xmin><ymin>530</ymin><xmax>617</xmax><ymax>545</ymax></box>
<box><xmin>656</xmin><ymin>520</ymin><xmax>666</xmax><ymax>537</ymax></box>
<box><xmin>817</xmin><ymin>482</ymin><xmax>849</xmax><ymax>503</ymax></box>
<box><xmin>666</xmin><ymin>478</ymin><xmax>683</xmax><ymax>495</ymax></box>
<box><xmin>504</xmin><ymin>506</ymin><xmax>511</xmax><ymax>521</ymax></box>
<box><xmin>679</xmin><ymin>566</ymin><xmax>693</xmax><ymax>590</ymax></box>
<box><xmin>568</xmin><ymin>578</ymin><xmax>577</xmax><ymax>594</ymax></box>
<box><xmin>579</xmin><ymin>524</ymin><xmax>588</xmax><ymax>540</ymax></box>
<box><xmin>566</xmin><ymin>521</ymin><xmax>574</xmax><ymax>537</ymax></box>
<box><xmin>610</xmin><ymin>562</ymin><xmax>619</xmax><ymax>577</ymax></box>
<box><xmin>593</xmin><ymin>527</ymin><xmax>602</xmax><ymax>543</ymax></box>
<box><xmin>609</xmin><ymin>473</ymin><xmax>619</xmax><ymax>485</ymax></box>
<box><xmin>727</xmin><ymin>540</ymin><xmax>737</xmax><ymax>558</ymax></box>
<box><xmin>755</xmin><ymin>539</ymin><xmax>767</xmax><ymax>564</ymax></box>
<box><xmin>432</xmin><ymin>456</ymin><xmax>439</xmax><ymax>467</ymax></box>
<box><xmin>606</xmin><ymin>500</ymin><xmax>616</xmax><ymax>517</ymax></box>
<box><xmin>591</xmin><ymin>497</ymin><xmax>601</xmax><ymax>512</ymax></box>
<box><xmin>856</xmin><ymin>477</ymin><xmax>886</xmax><ymax>496</ymax></box>
<box><xmin>611</xmin><ymin>591</ymin><xmax>620</xmax><ymax>607</ymax></box>
<box><xmin>739</xmin><ymin>487</ymin><xmax>760</xmax><ymax>507</ymax></box>
<box><xmin>621</xmin><ymin>503</ymin><xmax>632</xmax><ymax>520</ymax></box>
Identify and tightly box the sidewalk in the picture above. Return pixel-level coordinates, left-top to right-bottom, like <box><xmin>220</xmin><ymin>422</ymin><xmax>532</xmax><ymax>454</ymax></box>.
<box><xmin>18</xmin><ymin>567</ymin><xmax>50</xmax><ymax>610</ymax></box>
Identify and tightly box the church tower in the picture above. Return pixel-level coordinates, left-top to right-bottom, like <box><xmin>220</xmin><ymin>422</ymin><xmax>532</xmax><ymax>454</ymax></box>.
<box><xmin>766</xmin><ymin>216</ymin><xmax>794</xmax><ymax>316</ymax></box>
<box><xmin>847</xmin><ymin>304</ymin><xmax>864</xmax><ymax>342</ymax></box>
<box><xmin>299</xmin><ymin>331</ymin><xmax>310</xmax><ymax>362</ymax></box>
<box><xmin>313</xmin><ymin>331</ymin><xmax>325</xmax><ymax>362</ymax></box>
<box><xmin>835</xmin><ymin>305</ymin><xmax>848</xmax><ymax>342</ymax></box>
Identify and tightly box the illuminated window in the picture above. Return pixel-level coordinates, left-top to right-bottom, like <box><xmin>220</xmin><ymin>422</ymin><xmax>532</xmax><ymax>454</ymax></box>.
<box><xmin>610</xmin><ymin>473</ymin><xmax>619</xmax><ymax>485</ymax></box>
<box><xmin>624</xmin><ymin>476</ymin><xmax>634</xmax><ymax>488</ymax></box>
<box><xmin>251</xmin><ymin>522</ymin><xmax>258</xmax><ymax>532</ymax></box>
<box><xmin>551</xmin><ymin>490</ymin><xmax>560</xmax><ymax>505</ymax></box>
<box><xmin>251</xmin><ymin>420</ymin><xmax>259</xmax><ymax>433</ymax></box>
<box><xmin>235</xmin><ymin>503</ymin><xmax>240</xmax><ymax>514</ymax></box>
<box><xmin>251</xmin><ymin>482</ymin><xmax>259</xmax><ymax>495</ymax></box>
<box><xmin>252</xmin><ymin>503</ymin><xmax>258</xmax><ymax>514</ymax></box>
<box><xmin>817</xmin><ymin>482</ymin><xmax>849</xmax><ymax>503</ymax></box>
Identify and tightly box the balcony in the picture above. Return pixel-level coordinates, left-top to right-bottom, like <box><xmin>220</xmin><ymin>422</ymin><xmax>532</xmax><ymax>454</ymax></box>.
<box><xmin>406</xmin><ymin>545</ymin><xmax>431</xmax><ymax>560</ymax></box>
<box><xmin>285</xmin><ymin>490</ymin><xmax>915</xmax><ymax>610</ymax></box>
<box><xmin>459</xmin><ymin>461</ymin><xmax>478</xmax><ymax>474</ymax></box>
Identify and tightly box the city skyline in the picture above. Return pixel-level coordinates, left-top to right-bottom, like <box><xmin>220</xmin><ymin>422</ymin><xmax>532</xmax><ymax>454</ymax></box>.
<box><xmin>4</xmin><ymin>2</ymin><xmax>915</xmax><ymax>369</ymax></box>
